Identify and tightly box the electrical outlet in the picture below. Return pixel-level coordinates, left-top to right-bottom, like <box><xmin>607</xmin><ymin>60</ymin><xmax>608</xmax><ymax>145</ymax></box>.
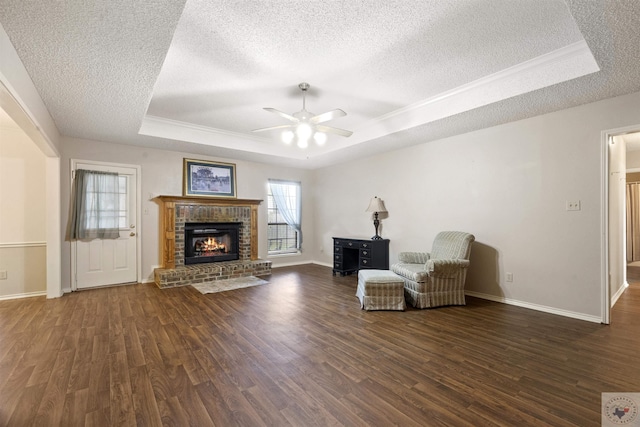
<box><xmin>506</xmin><ymin>272</ymin><xmax>513</xmax><ymax>282</ymax></box>
<box><xmin>0</xmin><ymin>270</ymin><xmax>7</xmax><ymax>280</ymax></box>
<box><xmin>566</xmin><ymin>200</ymin><xmax>581</xmax><ymax>211</ymax></box>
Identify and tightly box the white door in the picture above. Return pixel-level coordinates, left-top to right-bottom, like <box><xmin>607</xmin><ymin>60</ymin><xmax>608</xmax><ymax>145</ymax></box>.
<box><xmin>72</xmin><ymin>161</ymin><xmax>139</xmax><ymax>289</ymax></box>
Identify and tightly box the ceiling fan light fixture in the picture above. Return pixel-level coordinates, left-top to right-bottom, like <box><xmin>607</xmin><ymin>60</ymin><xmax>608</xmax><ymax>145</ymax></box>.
<box><xmin>253</xmin><ymin>82</ymin><xmax>353</xmax><ymax>148</ymax></box>
<box><xmin>314</xmin><ymin>131</ymin><xmax>327</xmax><ymax>145</ymax></box>
<box><xmin>282</xmin><ymin>130</ymin><xmax>294</xmax><ymax>144</ymax></box>
<box><xmin>296</xmin><ymin>122</ymin><xmax>313</xmax><ymax>140</ymax></box>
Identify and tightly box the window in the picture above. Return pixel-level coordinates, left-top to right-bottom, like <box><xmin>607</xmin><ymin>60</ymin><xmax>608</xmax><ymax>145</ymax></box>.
<box><xmin>267</xmin><ymin>180</ymin><xmax>301</xmax><ymax>254</ymax></box>
<box><xmin>69</xmin><ymin>169</ymin><xmax>122</xmax><ymax>239</ymax></box>
<box><xmin>84</xmin><ymin>173</ymin><xmax>127</xmax><ymax>229</ymax></box>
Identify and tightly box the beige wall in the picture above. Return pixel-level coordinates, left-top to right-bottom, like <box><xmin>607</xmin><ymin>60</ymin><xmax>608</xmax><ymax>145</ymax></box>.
<box><xmin>60</xmin><ymin>138</ymin><xmax>316</xmax><ymax>290</ymax></box>
<box><xmin>313</xmin><ymin>91</ymin><xmax>640</xmax><ymax>321</ymax></box>
<box><xmin>0</xmin><ymin>126</ymin><xmax>47</xmax><ymax>298</ymax></box>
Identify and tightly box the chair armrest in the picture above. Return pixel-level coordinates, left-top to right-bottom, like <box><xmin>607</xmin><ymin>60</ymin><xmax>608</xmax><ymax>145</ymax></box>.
<box><xmin>426</xmin><ymin>259</ymin><xmax>470</xmax><ymax>278</ymax></box>
<box><xmin>398</xmin><ymin>252</ymin><xmax>430</xmax><ymax>264</ymax></box>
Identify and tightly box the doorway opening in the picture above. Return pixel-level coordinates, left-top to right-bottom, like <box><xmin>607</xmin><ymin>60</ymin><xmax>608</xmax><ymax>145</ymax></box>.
<box><xmin>604</xmin><ymin>126</ymin><xmax>640</xmax><ymax>324</ymax></box>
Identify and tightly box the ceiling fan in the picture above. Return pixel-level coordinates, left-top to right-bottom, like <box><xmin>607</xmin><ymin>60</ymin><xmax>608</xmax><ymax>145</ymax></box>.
<box><xmin>252</xmin><ymin>82</ymin><xmax>353</xmax><ymax>148</ymax></box>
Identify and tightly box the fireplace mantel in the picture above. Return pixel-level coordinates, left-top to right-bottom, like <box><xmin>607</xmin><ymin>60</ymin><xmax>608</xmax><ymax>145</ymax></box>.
<box><xmin>156</xmin><ymin>195</ymin><xmax>263</xmax><ymax>269</ymax></box>
<box><xmin>157</xmin><ymin>195</ymin><xmax>263</xmax><ymax>206</ymax></box>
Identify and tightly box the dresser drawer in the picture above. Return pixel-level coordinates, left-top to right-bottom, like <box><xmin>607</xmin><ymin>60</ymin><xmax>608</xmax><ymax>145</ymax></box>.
<box><xmin>334</xmin><ymin>245</ymin><xmax>342</xmax><ymax>254</ymax></box>
<box><xmin>359</xmin><ymin>258</ymin><xmax>372</xmax><ymax>268</ymax></box>
<box><xmin>360</xmin><ymin>248</ymin><xmax>371</xmax><ymax>259</ymax></box>
<box><xmin>335</xmin><ymin>240</ymin><xmax>357</xmax><ymax>249</ymax></box>
<box><xmin>334</xmin><ymin>253</ymin><xmax>343</xmax><ymax>263</ymax></box>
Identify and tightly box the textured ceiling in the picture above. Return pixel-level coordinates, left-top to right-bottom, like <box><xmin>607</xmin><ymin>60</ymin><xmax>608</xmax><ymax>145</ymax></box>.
<box><xmin>1</xmin><ymin>0</ymin><xmax>639</xmax><ymax>168</ymax></box>
<box><xmin>148</xmin><ymin>0</ymin><xmax>583</xmax><ymax>130</ymax></box>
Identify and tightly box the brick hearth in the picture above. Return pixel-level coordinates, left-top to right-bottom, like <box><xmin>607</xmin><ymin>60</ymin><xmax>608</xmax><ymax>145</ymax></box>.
<box><xmin>154</xmin><ymin>196</ymin><xmax>271</xmax><ymax>288</ymax></box>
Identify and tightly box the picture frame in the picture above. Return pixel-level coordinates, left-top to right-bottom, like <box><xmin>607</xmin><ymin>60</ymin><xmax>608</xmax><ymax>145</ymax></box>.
<box><xmin>183</xmin><ymin>158</ymin><xmax>237</xmax><ymax>198</ymax></box>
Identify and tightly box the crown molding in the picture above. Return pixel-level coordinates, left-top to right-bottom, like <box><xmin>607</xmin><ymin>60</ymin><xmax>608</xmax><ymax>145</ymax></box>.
<box><xmin>139</xmin><ymin>115</ymin><xmax>326</xmax><ymax>160</ymax></box>
<box><xmin>349</xmin><ymin>39</ymin><xmax>599</xmax><ymax>144</ymax></box>
<box><xmin>140</xmin><ymin>115</ymin><xmax>267</xmax><ymax>143</ymax></box>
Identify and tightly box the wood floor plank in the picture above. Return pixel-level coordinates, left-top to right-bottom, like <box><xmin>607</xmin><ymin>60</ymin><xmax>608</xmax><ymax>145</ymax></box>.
<box><xmin>33</xmin><ymin>349</ymin><xmax>75</xmax><ymax>425</ymax></box>
<box><xmin>0</xmin><ymin>266</ymin><xmax>639</xmax><ymax>426</ymax></box>
<box><xmin>60</xmin><ymin>388</ymin><xmax>89</xmax><ymax>427</ymax></box>
<box><xmin>108</xmin><ymin>351</ymin><xmax>136</xmax><ymax>426</ymax></box>
<box><xmin>129</xmin><ymin>365</ymin><xmax>163</xmax><ymax>426</ymax></box>
<box><xmin>85</xmin><ymin>358</ymin><xmax>110</xmax><ymax>418</ymax></box>
<box><xmin>66</xmin><ymin>327</ymin><xmax>94</xmax><ymax>393</ymax></box>
<box><xmin>0</xmin><ymin>362</ymin><xmax>36</xmax><ymax>425</ymax></box>
<box><xmin>174</xmin><ymin>373</ymin><xmax>216</xmax><ymax>426</ymax></box>
<box><xmin>122</xmin><ymin>316</ymin><xmax>146</xmax><ymax>368</ymax></box>
<box><xmin>195</xmin><ymin>380</ymin><xmax>239</xmax><ymax>427</ymax></box>
<box><xmin>5</xmin><ymin>383</ymin><xmax>47</xmax><ymax>426</ymax></box>
<box><xmin>156</xmin><ymin>395</ymin><xmax>190</xmax><ymax>426</ymax></box>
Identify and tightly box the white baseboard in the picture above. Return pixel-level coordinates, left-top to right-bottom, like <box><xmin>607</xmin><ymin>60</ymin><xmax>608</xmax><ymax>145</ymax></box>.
<box><xmin>611</xmin><ymin>282</ymin><xmax>629</xmax><ymax>307</ymax></box>
<box><xmin>313</xmin><ymin>261</ymin><xmax>333</xmax><ymax>269</ymax></box>
<box><xmin>465</xmin><ymin>290</ymin><xmax>602</xmax><ymax>323</ymax></box>
<box><xmin>0</xmin><ymin>290</ymin><xmax>47</xmax><ymax>301</ymax></box>
<box><xmin>270</xmin><ymin>260</ymin><xmax>316</xmax><ymax>268</ymax></box>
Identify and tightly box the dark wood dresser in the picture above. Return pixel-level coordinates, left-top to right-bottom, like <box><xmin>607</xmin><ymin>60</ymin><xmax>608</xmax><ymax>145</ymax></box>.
<box><xmin>332</xmin><ymin>237</ymin><xmax>390</xmax><ymax>276</ymax></box>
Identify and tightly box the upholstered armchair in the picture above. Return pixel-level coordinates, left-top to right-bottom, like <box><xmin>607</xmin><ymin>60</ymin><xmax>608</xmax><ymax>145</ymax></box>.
<box><xmin>391</xmin><ymin>231</ymin><xmax>475</xmax><ymax>308</ymax></box>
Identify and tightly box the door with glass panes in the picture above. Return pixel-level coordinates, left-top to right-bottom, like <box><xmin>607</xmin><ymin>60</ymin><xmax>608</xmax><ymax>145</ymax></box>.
<box><xmin>71</xmin><ymin>161</ymin><xmax>138</xmax><ymax>289</ymax></box>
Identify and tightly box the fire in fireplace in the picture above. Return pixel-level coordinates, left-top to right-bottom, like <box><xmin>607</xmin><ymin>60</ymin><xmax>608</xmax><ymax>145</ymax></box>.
<box><xmin>184</xmin><ymin>222</ymin><xmax>241</xmax><ymax>265</ymax></box>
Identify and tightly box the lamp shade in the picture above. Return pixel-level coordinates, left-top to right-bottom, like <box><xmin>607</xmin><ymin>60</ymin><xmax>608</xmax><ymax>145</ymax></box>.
<box><xmin>366</xmin><ymin>196</ymin><xmax>387</xmax><ymax>213</ymax></box>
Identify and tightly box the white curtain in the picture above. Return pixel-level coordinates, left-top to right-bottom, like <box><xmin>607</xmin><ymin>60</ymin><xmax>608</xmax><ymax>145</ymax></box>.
<box><xmin>69</xmin><ymin>169</ymin><xmax>121</xmax><ymax>240</ymax></box>
<box><xmin>626</xmin><ymin>182</ymin><xmax>640</xmax><ymax>262</ymax></box>
<box><xmin>269</xmin><ymin>180</ymin><xmax>302</xmax><ymax>245</ymax></box>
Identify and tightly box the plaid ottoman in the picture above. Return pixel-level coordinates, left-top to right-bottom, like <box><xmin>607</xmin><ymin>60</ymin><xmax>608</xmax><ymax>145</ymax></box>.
<box><xmin>356</xmin><ymin>269</ymin><xmax>406</xmax><ymax>311</ymax></box>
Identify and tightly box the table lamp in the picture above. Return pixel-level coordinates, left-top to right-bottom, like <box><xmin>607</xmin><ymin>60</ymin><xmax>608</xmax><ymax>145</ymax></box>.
<box><xmin>366</xmin><ymin>196</ymin><xmax>387</xmax><ymax>240</ymax></box>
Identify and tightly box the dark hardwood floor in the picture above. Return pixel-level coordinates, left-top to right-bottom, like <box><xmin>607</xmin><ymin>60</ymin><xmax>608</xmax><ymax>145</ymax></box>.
<box><xmin>1</xmin><ymin>264</ymin><xmax>638</xmax><ymax>426</ymax></box>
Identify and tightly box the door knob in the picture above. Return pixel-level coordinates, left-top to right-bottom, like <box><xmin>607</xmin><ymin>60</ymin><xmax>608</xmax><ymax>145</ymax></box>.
<box><xmin>130</xmin><ymin>224</ymin><xmax>135</xmax><ymax>229</ymax></box>
<box><xmin>130</xmin><ymin>232</ymin><xmax>136</xmax><ymax>237</ymax></box>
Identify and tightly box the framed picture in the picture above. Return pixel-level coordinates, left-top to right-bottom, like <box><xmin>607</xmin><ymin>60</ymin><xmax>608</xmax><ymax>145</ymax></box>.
<box><xmin>183</xmin><ymin>158</ymin><xmax>237</xmax><ymax>198</ymax></box>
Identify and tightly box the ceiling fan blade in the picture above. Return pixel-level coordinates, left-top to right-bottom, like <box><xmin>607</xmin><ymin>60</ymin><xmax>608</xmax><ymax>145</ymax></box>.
<box><xmin>310</xmin><ymin>109</ymin><xmax>347</xmax><ymax>124</ymax></box>
<box><xmin>316</xmin><ymin>124</ymin><xmax>353</xmax><ymax>138</ymax></box>
<box><xmin>252</xmin><ymin>124</ymin><xmax>295</xmax><ymax>133</ymax></box>
<box><xmin>264</xmin><ymin>107</ymin><xmax>298</xmax><ymax>122</ymax></box>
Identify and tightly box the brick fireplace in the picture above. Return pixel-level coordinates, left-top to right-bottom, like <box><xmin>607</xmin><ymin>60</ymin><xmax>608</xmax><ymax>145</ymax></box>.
<box><xmin>154</xmin><ymin>195</ymin><xmax>271</xmax><ymax>288</ymax></box>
